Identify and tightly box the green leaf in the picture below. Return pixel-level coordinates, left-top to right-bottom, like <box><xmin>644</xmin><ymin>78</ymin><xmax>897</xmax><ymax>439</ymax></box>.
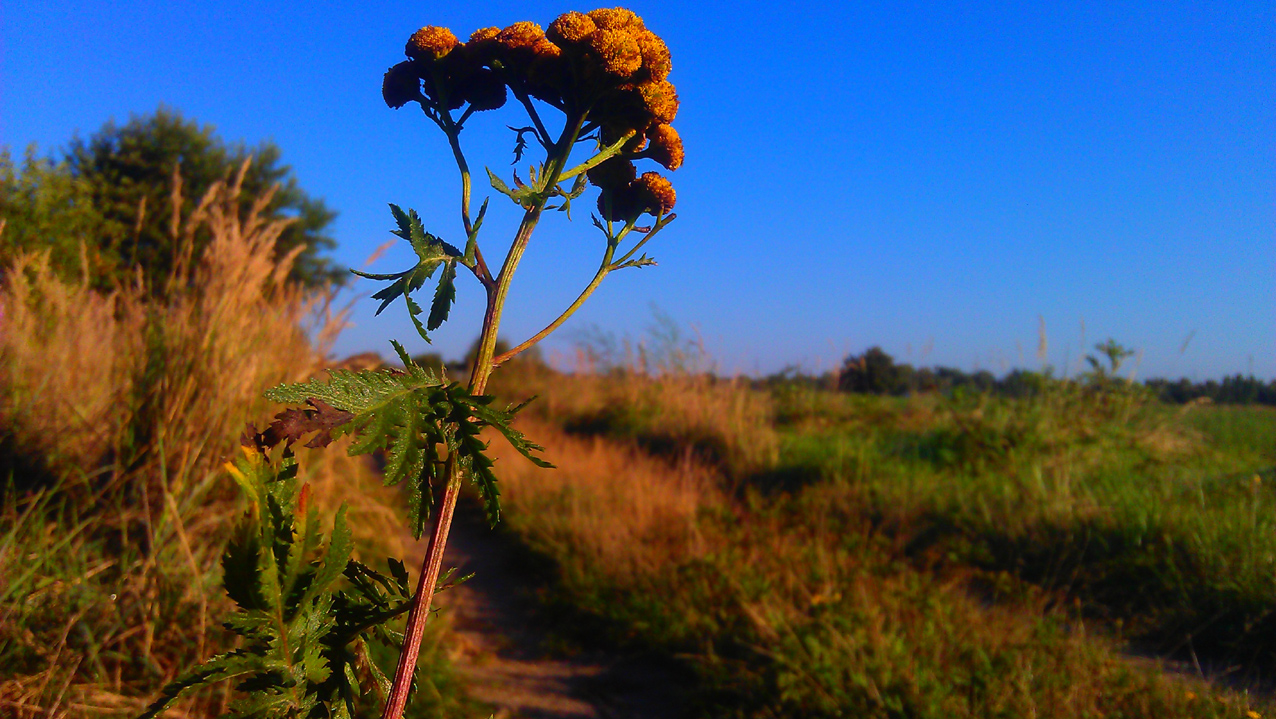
<box><xmin>223</xmin><ymin>519</ymin><xmax>265</xmax><ymax>611</ymax></box>
<box><xmin>349</xmin><ymin>268</ymin><xmax>406</xmax><ymax>282</ymax></box>
<box><xmin>360</xmin><ymin>205</ymin><xmax>462</xmax><ymax>334</ymax></box>
<box><xmin>404</xmin><ymin>293</ymin><xmax>431</xmax><ymax>343</ymax></box>
<box><xmin>388</xmin><ymin>202</ymin><xmax>413</xmax><ymax>241</ymax></box>
<box><xmin>463</xmin><ymin>197</ymin><xmax>489</xmax><ymax>267</ymax></box>
<box><xmin>487</xmin><ymin>167</ymin><xmax>513</xmax><ymax>197</ymax></box>
<box><xmin>428</xmin><ymin>260</ymin><xmax>457</xmax><ymax>331</ymax></box>
<box><xmin>487</xmin><ymin>167</ymin><xmax>543</xmax><ymax>208</ymax></box>
<box><xmin>138</xmin><ymin>650</ymin><xmax>264</xmax><ymax>718</ymax></box>
<box><xmin>310</xmin><ymin>505</ymin><xmax>353</xmax><ymax>600</ymax></box>
<box><xmin>146</xmin><ymin>448</ymin><xmax>422</xmax><ymax>719</ymax></box>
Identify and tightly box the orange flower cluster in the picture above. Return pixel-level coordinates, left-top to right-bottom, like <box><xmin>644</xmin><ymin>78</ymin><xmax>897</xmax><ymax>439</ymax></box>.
<box><xmin>383</xmin><ymin>8</ymin><xmax>683</xmax><ymax>219</ymax></box>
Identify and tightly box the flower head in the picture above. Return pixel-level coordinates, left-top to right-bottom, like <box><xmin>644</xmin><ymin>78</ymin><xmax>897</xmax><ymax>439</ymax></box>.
<box><xmin>587</xmin><ymin>27</ymin><xmax>643</xmax><ymax>78</ymax></box>
<box><xmin>635</xmin><ymin>30</ymin><xmax>671</xmax><ymax>82</ymax></box>
<box><xmin>461</xmin><ymin>27</ymin><xmax>502</xmax><ymax>67</ymax></box>
<box><xmin>633</xmin><ymin>171</ymin><xmax>676</xmax><ymax>215</ymax></box>
<box><xmin>596</xmin><ymin>183</ymin><xmax>638</xmax><ymax>222</ymax></box>
<box><xmin>406</xmin><ymin>26</ymin><xmax>459</xmax><ymax>61</ymax></box>
<box><xmin>547</xmin><ymin>11</ymin><xmax>596</xmax><ymax>46</ymax></box>
<box><xmin>459</xmin><ymin>67</ymin><xmax>508</xmax><ymax>112</ymax></box>
<box><xmin>645</xmin><ymin>124</ymin><xmax>683</xmax><ymax>170</ymax></box>
<box><xmin>587</xmin><ymin>8</ymin><xmax>644</xmax><ymax>31</ymax></box>
<box><xmin>591</xmin><ymin>78</ymin><xmax>678</xmax><ymax>137</ymax></box>
<box><xmin>638</xmin><ymin>80</ymin><xmax>679</xmax><ymax>124</ymax></box>
<box><xmin>382</xmin><ymin>61</ymin><xmax>423</xmax><ymax>109</ymax></box>
<box><xmin>496</xmin><ymin>21</ymin><xmax>545</xmax><ymax>51</ymax></box>
<box><xmin>586</xmin><ymin>157</ymin><xmax>637</xmax><ymax>190</ymax></box>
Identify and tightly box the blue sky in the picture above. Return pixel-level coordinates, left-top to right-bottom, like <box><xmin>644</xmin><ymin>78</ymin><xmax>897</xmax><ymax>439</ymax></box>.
<box><xmin>3</xmin><ymin>1</ymin><xmax>1271</xmax><ymax>379</ymax></box>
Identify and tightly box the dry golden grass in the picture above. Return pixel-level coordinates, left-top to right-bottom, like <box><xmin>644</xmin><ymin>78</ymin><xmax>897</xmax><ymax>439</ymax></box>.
<box><xmin>489</xmin><ymin>419</ymin><xmax>720</xmax><ymax>579</ymax></box>
<box><xmin>0</xmin><ymin>160</ymin><xmax>406</xmax><ymax>718</ymax></box>
<box><xmin>502</xmin><ymin>363</ymin><xmax>778</xmax><ymax>479</ymax></box>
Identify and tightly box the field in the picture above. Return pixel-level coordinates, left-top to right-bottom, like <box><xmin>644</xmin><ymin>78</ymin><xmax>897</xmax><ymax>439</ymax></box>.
<box><xmin>2</xmin><ymin>179</ymin><xmax>1274</xmax><ymax>718</ymax></box>
<box><xmin>484</xmin><ymin>363</ymin><xmax>1276</xmax><ymax>717</ymax></box>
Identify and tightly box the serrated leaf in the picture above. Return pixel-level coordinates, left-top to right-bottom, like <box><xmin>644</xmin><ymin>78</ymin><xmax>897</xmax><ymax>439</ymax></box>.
<box><xmin>310</xmin><ymin>505</ymin><xmax>352</xmax><ymax>600</ymax></box>
<box><xmin>404</xmin><ymin>293</ymin><xmax>431</xmax><ymax>343</ymax></box>
<box><xmin>468</xmin><ymin>400</ymin><xmax>554</xmax><ymax>469</ymax></box>
<box><xmin>487</xmin><ymin>167</ymin><xmax>513</xmax><ymax>197</ymax></box>
<box><xmin>139</xmin><ymin>650</ymin><xmax>264</xmax><ymax>718</ymax></box>
<box><xmin>428</xmin><ymin>261</ymin><xmax>457</xmax><ymax>331</ymax></box>
<box><xmin>508</xmin><ymin>125</ymin><xmax>533</xmax><ymax>163</ymax></box>
<box><xmin>150</xmin><ymin>449</ymin><xmax>420</xmax><ymax>719</ymax></box>
<box><xmin>223</xmin><ymin>519</ymin><xmax>265</xmax><ymax>611</ymax></box>
<box><xmin>348</xmin><ymin>268</ymin><xmax>406</xmax><ymax>282</ymax></box>
<box><xmin>487</xmin><ymin>167</ymin><xmax>543</xmax><ymax>208</ymax></box>
<box><xmin>388</xmin><ymin>203</ymin><xmax>413</xmax><ymax>240</ymax></box>
<box><xmin>266</xmin><ymin>360</ymin><xmax>451</xmax><ymax>497</ymax></box>
<box><xmin>387</xmin><ymin>558</ymin><xmax>410</xmax><ymax>595</ymax></box>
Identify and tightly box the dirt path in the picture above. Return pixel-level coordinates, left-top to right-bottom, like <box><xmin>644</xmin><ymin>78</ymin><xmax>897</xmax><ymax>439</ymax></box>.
<box><xmin>424</xmin><ymin>500</ymin><xmax>691</xmax><ymax>719</ymax></box>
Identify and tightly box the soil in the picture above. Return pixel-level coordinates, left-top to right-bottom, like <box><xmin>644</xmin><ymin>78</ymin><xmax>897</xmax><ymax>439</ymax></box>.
<box><xmin>422</xmin><ymin>499</ymin><xmax>693</xmax><ymax>719</ymax></box>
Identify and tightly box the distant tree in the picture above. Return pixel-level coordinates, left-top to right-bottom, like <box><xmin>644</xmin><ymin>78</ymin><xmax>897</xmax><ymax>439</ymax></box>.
<box><xmin>0</xmin><ymin>148</ymin><xmax>104</xmax><ymax>278</ymax></box>
<box><xmin>1085</xmin><ymin>338</ymin><xmax>1136</xmax><ymax>382</ymax></box>
<box><xmin>839</xmin><ymin>346</ymin><xmax>908</xmax><ymax>395</ymax></box>
<box><xmin>0</xmin><ymin>107</ymin><xmax>343</xmax><ymax>292</ymax></box>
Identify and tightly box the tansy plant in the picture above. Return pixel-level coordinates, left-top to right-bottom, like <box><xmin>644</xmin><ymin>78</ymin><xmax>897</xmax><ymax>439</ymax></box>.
<box><xmin>140</xmin><ymin>8</ymin><xmax>681</xmax><ymax>719</ymax></box>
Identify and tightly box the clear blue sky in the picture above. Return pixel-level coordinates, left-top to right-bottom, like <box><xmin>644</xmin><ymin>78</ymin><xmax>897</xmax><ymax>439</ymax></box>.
<box><xmin>3</xmin><ymin>1</ymin><xmax>1272</xmax><ymax>379</ymax></box>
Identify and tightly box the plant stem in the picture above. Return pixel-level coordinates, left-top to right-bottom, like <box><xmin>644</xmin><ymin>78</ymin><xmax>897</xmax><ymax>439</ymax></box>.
<box><xmin>380</xmin><ymin>111</ymin><xmax>588</xmax><ymax>719</ymax></box>
<box><xmin>493</xmin><ymin>250</ymin><xmax>613</xmax><ymax>368</ymax></box>
<box><xmin>378</xmin><ymin>460</ymin><xmax>461</xmax><ymax>719</ymax></box>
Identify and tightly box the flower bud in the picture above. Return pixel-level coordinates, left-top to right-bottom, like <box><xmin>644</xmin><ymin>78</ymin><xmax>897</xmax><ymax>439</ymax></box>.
<box><xmin>496</xmin><ymin>21</ymin><xmax>545</xmax><ymax>52</ymax></box>
<box><xmin>464</xmin><ymin>27</ymin><xmax>502</xmax><ymax>67</ymax></box>
<box><xmin>638</xmin><ymin>80</ymin><xmax>679</xmax><ymax>124</ymax></box>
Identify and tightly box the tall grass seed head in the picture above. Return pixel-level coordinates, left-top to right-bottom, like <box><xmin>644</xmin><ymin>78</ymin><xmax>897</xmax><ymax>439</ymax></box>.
<box><xmin>633</xmin><ymin>171</ymin><xmax>676</xmax><ymax>214</ymax></box>
<box><xmin>406</xmin><ymin>26</ymin><xmax>460</xmax><ymax>61</ymax></box>
<box><xmin>645</xmin><ymin>123</ymin><xmax>683</xmax><ymax>170</ymax></box>
<box><xmin>382</xmin><ymin>61</ymin><xmax>423</xmax><ymax>109</ymax></box>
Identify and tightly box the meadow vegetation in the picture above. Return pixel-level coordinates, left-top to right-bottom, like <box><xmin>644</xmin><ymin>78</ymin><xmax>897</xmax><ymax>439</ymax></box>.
<box><xmin>4</xmin><ymin>9</ymin><xmax>1272</xmax><ymax>717</ymax></box>
<box><xmin>3</xmin><ymin>165</ymin><xmax>1273</xmax><ymax>716</ymax></box>
<box><xmin>483</xmin><ymin>342</ymin><xmax>1276</xmax><ymax>718</ymax></box>
<box><xmin>0</xmin><ymin>164</ymin><xmax>471</xmax><ymax>718</ymax></box>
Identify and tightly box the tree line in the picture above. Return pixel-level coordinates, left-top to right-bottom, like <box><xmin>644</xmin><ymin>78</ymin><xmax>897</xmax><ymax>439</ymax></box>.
<box><xmin>0</xmin><ymin>107</ymin><xmax>342</xmax><ymax>293</ymax></box>
<box><xmin>820</xmin><ymin>345</ymin><xmax>1276</xmax><ymax>406</ymax></box>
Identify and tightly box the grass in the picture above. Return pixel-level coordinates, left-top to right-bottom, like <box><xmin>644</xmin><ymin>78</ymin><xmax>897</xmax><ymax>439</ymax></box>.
<box><xmin>483</xmin><ymin>366</ymin><xmax>1276</xmax><ymax>717</ymax></box>
<box><xmin>0</xmin><ymin>165</ymin><xmax>476</xmax><ymax>718</ymax></box>
<box><xmin>5</xmin><ymin>167</ymin><xmax>1272</xmax><ymax>716</ymax></box>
